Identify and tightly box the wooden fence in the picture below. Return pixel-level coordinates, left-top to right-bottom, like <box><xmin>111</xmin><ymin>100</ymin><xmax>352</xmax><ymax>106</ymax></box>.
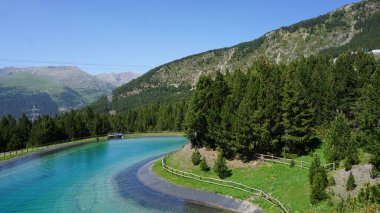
<box><xmin>161</xmin><ymin>153</ymin><xmax>289</xmax><ymax>213</ymax></box>
<box><xmin>256</xmin><ymin>154</ymin><xmax>336</xmax><ymax>170</ymax></box>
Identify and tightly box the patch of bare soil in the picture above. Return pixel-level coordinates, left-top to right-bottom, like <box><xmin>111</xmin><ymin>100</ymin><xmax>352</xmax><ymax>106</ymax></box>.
<box><xmin>176</xmin><ymin>143</ymin><xmax>259</xmax><ymax>169</ymax></box>
<box><xmin>331</xmin><ymin>163</ymin><xmax>380</xmax><ymax>199</ymax></box>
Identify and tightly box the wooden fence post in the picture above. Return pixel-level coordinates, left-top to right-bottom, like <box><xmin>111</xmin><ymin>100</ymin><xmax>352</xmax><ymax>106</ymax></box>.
<box><xmin>333</xmin><ymin>162</ymin><xmax>335</xmax><ymax>171</ymax></box>
<box><xmin>301</xmin><ymin>161</ymin><xmax>303</xmax><ymax>169</ymax></box>
<box><xmin>271</xmin><ymin>155</ymin><xmax>274</xmax><ymax>163</ymax></box>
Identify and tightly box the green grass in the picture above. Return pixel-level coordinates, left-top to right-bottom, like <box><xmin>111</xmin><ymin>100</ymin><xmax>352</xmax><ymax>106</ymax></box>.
<box><xmin>0</xmin><ymin>72</ymin><xmax>64</xmax><ymax>92</ymax></box>
<box><xmin>124</xmin><ymin>131</ymin><xmax>184</xmax><ymax>138</ymax></box>
<box><xmin>152</xmin><ymin>144</ymin><xmax>337</xmax><ymax>213</ymax></box>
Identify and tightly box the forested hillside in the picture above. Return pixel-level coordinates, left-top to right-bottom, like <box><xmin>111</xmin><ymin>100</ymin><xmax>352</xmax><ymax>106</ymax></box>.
<box><xmin>185</xmin><ymin>50</ymin><xmax>380</xmax><ymax>171</ymax></box>
<box><xmin>0</xmin><ymin>102</ymin><xmax>187</xmax><ymax>152</ymax></box>
<box><xmin>93</xmin><ymin>0</ymin><xmax>380</xmax><ymax>113</ymax></box>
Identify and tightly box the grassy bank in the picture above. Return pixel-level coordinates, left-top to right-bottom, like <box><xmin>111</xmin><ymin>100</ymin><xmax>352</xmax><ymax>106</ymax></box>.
<box><xmin>152</xmin><ymin>142</ymin><xmax>336</xmax><ymax>212</ymax></box>
<box><xmin>0</xmin><ymin>136</ymin><xmax>107</xmax><ymax>161</ymax></box>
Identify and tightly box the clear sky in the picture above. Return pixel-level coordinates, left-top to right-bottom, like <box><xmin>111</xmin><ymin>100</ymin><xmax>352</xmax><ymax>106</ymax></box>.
<box><xmin>0</xmin><ymin>0</ymin><xmax>359</xmax><ymax>74</ymax></box>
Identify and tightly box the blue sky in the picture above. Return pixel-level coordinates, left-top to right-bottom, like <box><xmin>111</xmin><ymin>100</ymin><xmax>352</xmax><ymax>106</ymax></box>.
<box><xmin>0</xmin><ymin>0</ymin><xmax>359</xmax><ymax>74</ymax></box>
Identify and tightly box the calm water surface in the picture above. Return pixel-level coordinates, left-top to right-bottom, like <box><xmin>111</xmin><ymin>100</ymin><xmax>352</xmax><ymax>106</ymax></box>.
<box><xmin>0</xmin><ymin>137</ymin><xmax>233</xmax><ymax>213</ymax></box>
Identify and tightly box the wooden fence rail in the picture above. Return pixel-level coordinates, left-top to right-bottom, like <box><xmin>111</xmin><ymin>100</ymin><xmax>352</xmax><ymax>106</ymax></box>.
<box><xmin>256</xmin><ymin>153</ymin><xmax>336</xmax><ymax>170</ymax></box>
<box><xmin>161</xmin><ymin>153</ymin><xmax>289</xmax><ymax>213</ymax></box>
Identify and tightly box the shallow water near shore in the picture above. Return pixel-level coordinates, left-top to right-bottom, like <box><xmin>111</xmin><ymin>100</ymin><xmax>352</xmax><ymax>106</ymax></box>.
<box><xmin>0</xmin><ymin>136</ymin><xmax>234</xmax><ymax>213</ymax></box>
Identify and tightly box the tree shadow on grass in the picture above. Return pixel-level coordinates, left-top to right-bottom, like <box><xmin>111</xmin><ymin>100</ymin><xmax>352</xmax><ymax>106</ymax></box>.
<box><xmin>308</xmin><ymin>137</ymin><xmax>323</xmax><ymax>153</ymax></box>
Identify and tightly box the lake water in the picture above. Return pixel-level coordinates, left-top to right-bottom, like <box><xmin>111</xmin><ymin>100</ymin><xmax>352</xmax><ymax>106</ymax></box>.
<box><xmin>0</xmin><ymin>137</ymin><xmax>232</xmax><ymax>213</ymax></box>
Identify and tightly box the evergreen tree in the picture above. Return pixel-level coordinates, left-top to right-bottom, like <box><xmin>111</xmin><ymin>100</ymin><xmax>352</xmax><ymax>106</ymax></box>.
<box><xmin>309</xmin><ymin>155</ymin><xmax>327</xmax><ymax>187</ymax></box>
<box><xmin>7</xmin><ymin>114</ymin><xmax>31</xmax><ymax>150</ymax></box>
<box><xmin>346</xmin><ymin>172</ymin><xmax>357</xmax><ymax>191</ymax></box>
<box><xmin>204</xmin><ymin>71</ymin><xmax>229</xmax><ymax>149</ymax></box>
<box><xmin>332</xmin><ymin>51</ymin><xmax>376</xmax><ymax>118</ymax></box>
<box><xmin>191</xmin><ymin>149</ymin><xmax>202</xmax><ymax>166</ymax></box>
<box><xmin>325</xmin><ymin>112</ymin><xmax>354</xmax><ymax>162</ymax></box>
<box><xmin>28</xmin><ymin>116</ymin><xmax>58</xmax><ymax>147</ymax></box>
<box><xmin>200</xmin><ymin>156</ymin><xmax>210</xmax><ymax>172</ymax></box>
<box><xmin>281</xmin><ymin>65</ymin><xmax>314</xmax><ymax>154</ymax></box>
<box><xmin>357</xmin><ymin>62</ymin><xmax>380</xmax><ymax>171</ymax></box>
<box><xmin>217</xmin><ymin>70</ymin><xmax>247</xmax><ymax>158</ymax></box>
<box><xmin>250</xmin><ymin>59</ymin><xmax>283</xmax><ymax>154</ymax></box>
<box><xmin>309</xmin><ymin>155</ymin><xmax>328</xmax><ymax>204</ymax></box>
<box><xmin>213</xmin><ymin>153</ymin><xmax>232</xmax><ymax>179</ymax></box>
<box><xmin>185</xmin><ymin>75</ymin><xmax>213</xmax><ymax>148</ymax></box>
<box><xmin>232</xmin><ymin>73</ymin><xmax>259</xmax><ymax>161</ymax></box>
<box><xmin>310</xmin><ymin>173</ymin><xmax>328</xmax><ymax>204</ymax></box>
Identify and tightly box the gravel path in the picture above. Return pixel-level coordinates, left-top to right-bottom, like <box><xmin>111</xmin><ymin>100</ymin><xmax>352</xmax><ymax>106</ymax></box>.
<box><xmin>137</xmin><ymin>158</ymin><xmax>262</xmax><ymax>213</ymax></box>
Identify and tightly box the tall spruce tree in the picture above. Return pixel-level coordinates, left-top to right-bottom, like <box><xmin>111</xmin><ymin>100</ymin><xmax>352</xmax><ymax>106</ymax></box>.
<box><xmin>185</xmin><ymin>75</ymin><xmax>213</xmax><ymax>148</ymax></box>
<box><xmin>232</xmin><ymin>72</ymin><xmax>260</xmax><ymax>161</ymax></box>
<box><xmin>357</xmin><ymin>62</ymin><xmax>380</xmax><ymax>170</ymax></box>
<box><xmin>281</xmin><ymin>64</ymin><xmax>314</xmax><ymax>154</ymax></box>
<box><xmin>325</xmin><ymin>112</ymin><xmax>354</xmax><ymax>163</ymax></box>
<box><xmin>217</xmin><ymin>70</ymin><xmax>247</xmax><ymax>158</ymax></box>
<box><xmin>7</xmin><ymin>114</ymin><xmax>31</xmax><ymax>150</ymax></box>
<box><xmin>205</xmin><ymin>71</ymin><xmax>229</xmax><ymax>149</ymax></box>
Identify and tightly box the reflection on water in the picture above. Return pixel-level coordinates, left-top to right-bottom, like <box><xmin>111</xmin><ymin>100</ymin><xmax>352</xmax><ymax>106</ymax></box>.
<box><xmin>0</xmin><ymin>137</ymin><xmax>234</xmax><ymax>213</ymax></box>
<box><xmin>116</xmin><ymin>156</ymin><xmax>235</xmax><ymax>213</ymax></box>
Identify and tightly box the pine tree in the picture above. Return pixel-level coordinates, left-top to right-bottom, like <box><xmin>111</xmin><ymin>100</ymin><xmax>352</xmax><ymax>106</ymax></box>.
<box><xmin>213</xmin><ymin>153</ymin><xmax>232</xmax><ymax>179</ymax></box>
<box><xmin>232</xmin><ymin>73</ymin><xmax>259</xmax><ymax>161</ymax></box>
<box><xmin>310</xmin><ymin>173</ymin><xmax>328</xmax><ymax>204</ymax></box>
<box><xmin>357</xmin><ymin>62</ymin><xmax>380</xmax><ymax>171</ymax></box>
<box><xmin>325</xmin><ymin>112</ymin><xmax>353</xmax><ymax>163</ymax></box>
<box><xmin>281</xmin><ymin>65</ymin><xmax>314</xmax><ymax>154</ymax></box>
<box><xmin>309</xmin><ymin>155</ymin><xmax>327</xmax><ymax>187</ymax></box>
<box><xmin>346</xmin><ymin>172</ymin><xmax>357</xmax><ymax>191</ymax></box>
<box><xmin>200</xmin><ymin>157</ymin><xmax>210</xmax><ymax>172</ymax></box>
<box><xmin>185</xmin><ymin>75</ymin><xmax>213</xmax><ymax>148</ymax></box>
<box><xmin>309</xmin><ymin>155</ymin><xmax>328</xmax><ymax>204</ymax></box>
<box><xmin>28</xmin><ymin>116</ymin><xmax>58</xmax><ymax>147</ymax></box>
<box><xmin>191</xmin><ymin>149</ymin><xmax>202</xmax><ymax>166</ymax></box>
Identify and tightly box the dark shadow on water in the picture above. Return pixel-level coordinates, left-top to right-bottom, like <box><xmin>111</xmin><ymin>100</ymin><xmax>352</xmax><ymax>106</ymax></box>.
<box><xmin>115</xmin><ymin>156</ymin><xmax>236</xmax><ymax>213</ymax></box>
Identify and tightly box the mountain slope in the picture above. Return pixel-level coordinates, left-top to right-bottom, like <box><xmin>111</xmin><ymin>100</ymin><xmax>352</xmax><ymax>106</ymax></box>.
<box><xmin>0</xmin><ymin>67</ymin><xmax>139</xmax><ymax>118</ymax></box>
<box><xmin>95</xmin><ymin>0</ymin><xmax>380</xmax><ymax>112</ymax></box>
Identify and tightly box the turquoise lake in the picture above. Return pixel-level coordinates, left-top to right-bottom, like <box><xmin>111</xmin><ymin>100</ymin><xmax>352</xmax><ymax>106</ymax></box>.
<box><xmin>0</xmin><ymin>136</ymin><xmax>229</xmax><ymax>213</ymax></box>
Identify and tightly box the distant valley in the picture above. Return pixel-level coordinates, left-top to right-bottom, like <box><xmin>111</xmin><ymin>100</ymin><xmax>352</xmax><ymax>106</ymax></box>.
<box><xmin>0</xmin><ymin>66</ymin><xmax>139</xmax><ymax>118</ymax></box>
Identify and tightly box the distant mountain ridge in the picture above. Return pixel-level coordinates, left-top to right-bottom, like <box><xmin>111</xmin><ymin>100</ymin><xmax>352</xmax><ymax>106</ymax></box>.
<box><xmin>93</xmin><ymin>0</ymin><xmax>380</xmax><ymax>112</ymax></box>
<box><xmin>0</xmin><ymin>66</ymin><xmax>139</xmax><ymax>118</ymax></box>
<box><xmin>95</xmin><ymin>72</ymin><xmax>140</xmax><ymax>87</ymax></box>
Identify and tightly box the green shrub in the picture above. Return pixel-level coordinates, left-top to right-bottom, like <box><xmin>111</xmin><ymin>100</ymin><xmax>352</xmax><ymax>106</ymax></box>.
<box><xmin>290</xmin><ymin>159</ymin><xmax>295</xmax><ymax>167</ymax></box>
<box><xmin>191</xmin><ymin>149</ymin><xmax>202</xmax><ymax>166</ymax></box>
<box><xmin>328</xmin><ymin>176</ymin><xmax>336</xmax><ymax>186</ymax></box>
<box><xmin>344</xmin><ymin>152</ymin><xmax>359</xmax><ymax>171</ymax></box>
<box><xmin>370</xmin><ymin>166</ymin><xmax>379</xmax><ymax>179</ymax></box>
<box><xmin>346</xmin><ymin>172</ymin><xmax>357</xmax><ymax>191</ymax></box>
<box><xmin>200</xmin><ymin>157</ymin><xmax>210</xmax><ymax>172</ymax></box>
<box><xmin>213</xmin><ymin>153</ymin><xmax>232</xmax><ymax>179</ymax></box>
<box><xmin>344</xmin><ymin>160</ymin><xmax>353</xmax><ymax>171</ymax></box>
